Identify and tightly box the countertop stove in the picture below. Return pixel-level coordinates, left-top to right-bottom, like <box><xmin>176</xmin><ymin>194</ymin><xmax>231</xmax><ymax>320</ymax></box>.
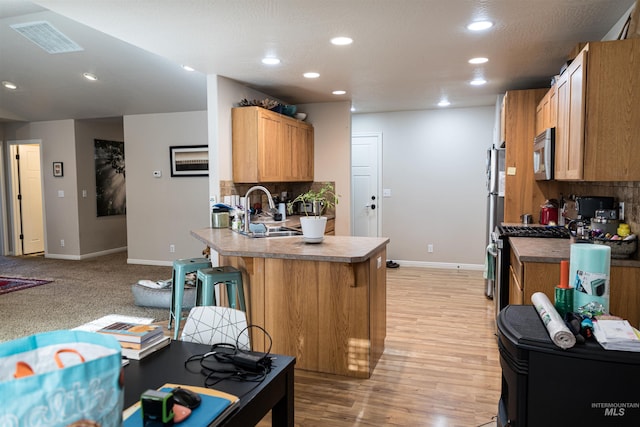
<box><xmin>497</xmin><ymin>225</ymin><xmax>571</xmax><ymax>238</ymax></box>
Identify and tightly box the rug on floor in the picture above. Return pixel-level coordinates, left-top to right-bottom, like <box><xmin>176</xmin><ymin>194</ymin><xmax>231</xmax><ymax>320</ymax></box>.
<box><xmin>0</xmin><ymin>276</ymin><xmax>53</xmax><ymax>295</ymax></box>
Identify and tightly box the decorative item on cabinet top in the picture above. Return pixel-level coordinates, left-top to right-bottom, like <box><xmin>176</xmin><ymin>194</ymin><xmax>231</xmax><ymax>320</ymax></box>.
<box><xmin>237</xmin><ymin>98</ymin><xmax>300</xmax><ymax>118</ymax></box>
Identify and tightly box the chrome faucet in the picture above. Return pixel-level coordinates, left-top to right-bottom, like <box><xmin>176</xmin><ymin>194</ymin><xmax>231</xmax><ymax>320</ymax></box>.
<box><xmin>243</xmin><ymin>185</ymin><xmax>276</xmax><ymax>234</ymax></box>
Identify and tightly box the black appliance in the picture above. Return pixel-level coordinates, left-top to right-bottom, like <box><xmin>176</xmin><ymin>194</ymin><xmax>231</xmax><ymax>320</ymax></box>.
<box><xmin>491</xmin><ymin>226</ymin><xmax>570</xmax><ymax>319</ymax></box>
<box><xmin>497</xmin><ymin>305</ymin><xmax>640</xmax><ymax>427</ymax></box>
<box><xmin>576</xmin><ymin>196</ymin><xmax>614</xmax><ymax>220</ymax></box>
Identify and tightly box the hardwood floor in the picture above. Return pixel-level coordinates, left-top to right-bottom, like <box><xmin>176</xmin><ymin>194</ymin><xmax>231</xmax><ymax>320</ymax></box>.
<box><xmin>259</xmin><ymin>266</ymin><xmax>501</xmax><ymax>427</ymax></box>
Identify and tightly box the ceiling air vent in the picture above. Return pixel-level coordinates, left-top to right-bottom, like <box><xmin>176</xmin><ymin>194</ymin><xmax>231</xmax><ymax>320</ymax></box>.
<box><xmin>10</xmin><ymin>21</ymin><xmax>83</xmax><ymax>54</ymax></box>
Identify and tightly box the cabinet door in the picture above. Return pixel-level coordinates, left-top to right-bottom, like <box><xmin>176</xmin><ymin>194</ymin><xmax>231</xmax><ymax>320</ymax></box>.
<box><xmin>291</xmin><ymin>124</ymin><xmax>314</xmax><ymax>181</ymax></box>
<box><xmin>548</xmin><ymin>84</ymin><xmax>557</xmax><ymax>128</ymax></box>
<box><xmin>509</xmin><ymin>265</ymin><xmax>524</xmax><ymax>305</ymax></box>
<box><xmin>555</xmin><ymin>49</ymin><xmax>586</xmax><ymax>180</ymax></box>
<box><xmin>257</xmin><ymin>112</ymin><xmax>285</xmax><ymax>181</ymax></box>
<box><xmin>535</xmin><ymin>101</ymin><xmax>544</xmax><ymax>135</ymax></box>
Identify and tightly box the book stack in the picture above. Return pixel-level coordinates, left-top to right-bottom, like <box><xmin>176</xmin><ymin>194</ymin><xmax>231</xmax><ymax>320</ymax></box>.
<box><xmin>593</xmin><ymin>319</ymin><xmax>640</xmax><ymax>352</ymax></box>
<box><xmin>97</xmin><ymin>321</ymin><xmax>170</xmax><ymax>360</ymax></box>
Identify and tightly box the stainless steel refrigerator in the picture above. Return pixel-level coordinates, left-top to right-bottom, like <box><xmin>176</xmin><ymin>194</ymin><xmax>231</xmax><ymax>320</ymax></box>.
<box><xmin>485</xmin><ymin>147</ymin><xmax>505</xmax><ymax>298</ymax></box>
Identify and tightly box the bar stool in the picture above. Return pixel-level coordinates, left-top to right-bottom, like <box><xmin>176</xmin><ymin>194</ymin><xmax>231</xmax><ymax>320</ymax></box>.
<box><xmin>195</xmin><ymin>266</ymin><xmax>246</xmax><ymax>312</ymax></box>
<box><xmin>168</xmin><ymin>257</ymin><xmax>211</xmax><ymax>339</ymax></box>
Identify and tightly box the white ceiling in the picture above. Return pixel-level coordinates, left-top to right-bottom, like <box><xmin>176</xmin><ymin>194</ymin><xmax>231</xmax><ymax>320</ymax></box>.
<box><xmin>0</xmin><ymin>0</ymin><xmax>635</xmax><ymax>122</ymax></box>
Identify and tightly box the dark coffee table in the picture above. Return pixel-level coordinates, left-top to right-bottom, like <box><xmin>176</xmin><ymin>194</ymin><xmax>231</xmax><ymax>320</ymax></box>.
<box><xmin>123</xmin><ymin>340</ymin><xmax>295</xmax><ymax>426</ymax></box>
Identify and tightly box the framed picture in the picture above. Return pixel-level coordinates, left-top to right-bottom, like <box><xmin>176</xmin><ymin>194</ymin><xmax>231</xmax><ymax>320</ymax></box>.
<box><xmin>95</xmin><ymin>139</ymin><xmax>126</xmax><ymax>216</ymax></box>
<box><xmin>170</xmin><ymin>145</ymin><xmax>209</xmax><ymax>177</ymax></box>
<box><xmin>53</xmin><ymin>162</ymin><xmax>63</xmax><ymax>177</ymax></box>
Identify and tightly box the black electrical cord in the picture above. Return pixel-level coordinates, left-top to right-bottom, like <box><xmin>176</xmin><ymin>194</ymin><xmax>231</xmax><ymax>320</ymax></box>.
<box><xmin>183</xmin><ymin>324</ymin><xmax>274</xmax><ymax>395</ymax></box>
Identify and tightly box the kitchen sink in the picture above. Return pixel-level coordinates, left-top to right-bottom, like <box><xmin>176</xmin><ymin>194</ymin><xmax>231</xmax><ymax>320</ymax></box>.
<box><xmin>236</xmin><ymin>226</ymin><xmax>302</xmax><ymax>238</ymax></box>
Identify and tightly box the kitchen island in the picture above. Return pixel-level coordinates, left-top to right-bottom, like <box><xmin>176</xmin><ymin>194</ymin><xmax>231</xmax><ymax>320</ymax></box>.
<box><xmin>509</xmin><ymin>237</ymin><xmax>640</xmax><ymax>327</ymax></box>
<box><xmin>191</xmin><ymin>227</ymin><xmax>389</xmax><ymax>378</ymax></box>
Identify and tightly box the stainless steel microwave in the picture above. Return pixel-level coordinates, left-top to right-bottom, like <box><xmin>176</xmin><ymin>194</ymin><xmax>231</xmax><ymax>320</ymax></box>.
<box><xmin>533</xmin><ymin>128</ymin><xmax>554</xmax><ymax>180</ymax></box>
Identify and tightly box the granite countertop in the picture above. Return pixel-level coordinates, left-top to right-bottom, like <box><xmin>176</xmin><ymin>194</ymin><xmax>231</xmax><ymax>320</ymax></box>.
<box><xmin>191</xmin><ymin>227</ymin><xmax>389</xmax><ymax>263</ymax></box>
<box><xmin>509</xmin><ymin>237</ymin><xmax>640</xmax><ymax>267</ymax></box>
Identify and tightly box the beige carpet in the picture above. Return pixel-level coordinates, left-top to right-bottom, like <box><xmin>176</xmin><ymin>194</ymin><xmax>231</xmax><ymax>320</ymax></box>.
<box><xmin>0</xmin><ymin>252</ymin><xmax>173</xmax><ymax>342</ymax></box>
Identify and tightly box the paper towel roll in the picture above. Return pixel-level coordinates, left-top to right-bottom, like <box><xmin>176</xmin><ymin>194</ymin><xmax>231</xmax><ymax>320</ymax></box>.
<box><xmin>531</xmin><ymin>292</ymin><xmax>576</xmax><ymax>349</ymax></box>
<box><xmin>569</xmin><ymin>243</ymin><xmax>611</xmax><ymax>313</ymax></box>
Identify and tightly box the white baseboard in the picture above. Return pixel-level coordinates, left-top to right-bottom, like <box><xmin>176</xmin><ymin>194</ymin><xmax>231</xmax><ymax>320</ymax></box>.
<box><xmin>394</xmin><ymin>260</ymin><xmax>484</xmax><ymax>271</ymax></box>
<box><xmin>127</xmin><ymin>258</ymin><xmax>173</xmax><ymax>267</ymax></box>
<box><xmin>45</xmin><ymin>247</ymin><xmax>127</xmax><ymax>261</ymax></box>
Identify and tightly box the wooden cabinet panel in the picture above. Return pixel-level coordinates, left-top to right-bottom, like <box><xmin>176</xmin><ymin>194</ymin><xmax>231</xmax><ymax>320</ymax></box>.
<box><xmin>257</xmin><ymin>112</ymin><xmax>284</xmax><ymax>181</ymax></box>
<box><xmin>555</xmin><ymin>39</ymin><xmax>640</xmax><ymax>181</ymax></box>
<box><xmin>609</xmin><ymin>267</ymin><xmax>640</xmax><ymax>329</ymax></box>
<box><xmin>509</xmin><ymin>265</ymin><xmax>524</xmax><ymax>305</ymax></box>
<box><xmin>221</xmin><ymin>249</ymin><xmax>386</xmax><ymax>378</ymax></box>
<box><xmin>522</xmin><ymin>262</ymin><xmax>559</xmax><ymax>305</ymax></box>
<box><xmin>503</xmin><ymin>89</ymin><xmax>547</xmax><ymax>223</ymax></box>
<box><xmin>232</xmin><ymin>106</ymin><xmax>314</xmax><ymax>183</ymax></box>
<box><xmin>535</xmin><ymin>85</ymin><xmax>558</xmax><ymax>135</ymax></box>
<box><xmin>555</xmin><ymin>48</ymin><xmax>586</xmax><ymax>181</ymax></box>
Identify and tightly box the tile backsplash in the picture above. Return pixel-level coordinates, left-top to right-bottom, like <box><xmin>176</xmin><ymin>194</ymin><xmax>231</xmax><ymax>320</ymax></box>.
<box><xmin>554</xmin><ymin>181</ymin><xmax>639</xmax><ymax>234</ymax></box>
<box><xmin>219</xmin><ymin>181</ymin><xmax>336</xmax><ymax>216</ymax></box>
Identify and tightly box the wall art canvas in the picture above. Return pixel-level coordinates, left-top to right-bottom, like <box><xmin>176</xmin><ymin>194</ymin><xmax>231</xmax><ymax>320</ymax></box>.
<box><xmin>95</xmin><ymin>139</ymin><xmax>126</xmax><ymax>216</ymax></box>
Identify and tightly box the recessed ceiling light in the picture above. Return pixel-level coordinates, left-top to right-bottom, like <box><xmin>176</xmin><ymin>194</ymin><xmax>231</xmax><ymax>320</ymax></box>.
<box><xmin>438</xmin><ymin>99</ymin><xmax>451</xmax><ymax>107</ymax></box>
<box><xmin>303</xmin><ymin>72</ymin><xmax>320</xmax><ymax>79</ymax></box>
<box><xmin>467</xmin><ymin>21</ymin><xmax>494</xmax><ymax>31</ymax></box>
<box><xmin>182</xmin><ymin>65</ymin><xmax>195</xmax><ymax>71</ymax></box>
<box><xmin>332</xmin><ymin>90</ymin><xmax>346</xmax><ymax>95</ymax></box>
<box><xmin>262</xmin><ymin>57</ymin><xmax>281</xmax><ymax>65</ymax></box>
<box><xmin>331</xmin><ymin>36</ymin><xmax>353</xmax><ymax>46</ymax></box>
<box><xmin>468</xmin><ymin>57</ymin><xmax>489</xmax><ymax>64</ymax></box>
<box><xmin>83</xmin><ymin>72</ymin><xmax>98</xmax><ymax>81</ymax></box>
<box><xmin>2</xmin><ymin>81</ymin><xmax>18</xmax><ymax>90</ymax></box>
<box><xmin>470</xmin><ymin>78</ymin><xmax>487</xmax><ymax>86</ymax></box>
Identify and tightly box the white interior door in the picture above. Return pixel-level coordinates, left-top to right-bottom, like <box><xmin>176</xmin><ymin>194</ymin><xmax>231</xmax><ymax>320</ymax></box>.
<box><xmin>351</xmin><ymin>132</ymin><xmax>382</xmax><ymax>237</ymax></box>
<box><xmin>12</xmin><ymin>143</ymin><xmax>45</xmax><ymax>255</ymax></box>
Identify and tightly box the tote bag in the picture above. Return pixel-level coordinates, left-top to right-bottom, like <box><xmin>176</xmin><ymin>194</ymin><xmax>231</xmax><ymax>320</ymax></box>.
<box><xmin>0</xmin><ymin>330</ymin><xmax>124</xmax><ymax>427</ymax></box>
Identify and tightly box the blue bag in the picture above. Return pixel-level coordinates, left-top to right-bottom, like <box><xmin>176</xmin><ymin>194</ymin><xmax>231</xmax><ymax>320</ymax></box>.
<box><xmin>0</xmin><ymin>330</ymin><xmax>123</xmax><ymax>427</ymax></box>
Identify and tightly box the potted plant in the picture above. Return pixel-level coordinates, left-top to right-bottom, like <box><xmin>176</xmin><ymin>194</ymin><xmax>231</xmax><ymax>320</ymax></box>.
<box><xmin>287</xmin><ymin>182</ymin><xmax>339</xmax><ymax>241</ymax></box>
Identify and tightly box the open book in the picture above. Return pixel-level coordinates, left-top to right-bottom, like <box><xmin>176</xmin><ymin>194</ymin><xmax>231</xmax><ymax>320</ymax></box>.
<box><xmin>123</xmin><ymin>383</ymin><xmax>239</xmax><ymax>427</ymax></box>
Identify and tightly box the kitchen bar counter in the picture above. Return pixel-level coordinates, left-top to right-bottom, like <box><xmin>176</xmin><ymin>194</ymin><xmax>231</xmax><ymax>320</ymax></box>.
<box><xmin>191</xmin><ymin>227</ymin><xmax>388</xmax><ymax>263</ymax></box>
<box><xmin>190</xmin><ymin>227</ymin><xmax>389</xmax><ymax>378</ymax></box>
<box><xmin>509</xmin><ymin>237</ymin><xmax>640</xmax><ymax>267</ymax></box>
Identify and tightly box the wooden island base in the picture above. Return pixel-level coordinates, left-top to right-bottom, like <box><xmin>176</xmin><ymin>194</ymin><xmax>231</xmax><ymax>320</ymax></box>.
<box><xmin>191</xmin><ymin>228</ymin><xmax>389</xmax><ymax>378</ymax></box>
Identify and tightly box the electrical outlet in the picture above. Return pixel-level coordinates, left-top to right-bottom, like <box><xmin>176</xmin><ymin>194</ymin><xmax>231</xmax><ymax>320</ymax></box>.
<box><xmin>427</xmin><ymin>244</ymin><xmax>433</xmax><ymax>253</ymax></box>
<box><xmin>619</xmin><ymin>202</ymin><xmax>625</xmax><ymax>221</ymax></box>
<box><xmin>60</xmin><ymin>239</ymin><xmax>65</xmax><ymax>247</ymax></box>
<box><xmin>169</xmin><ymin>244</ymin><xmax>175</xmax><ymax>253</ymax></box>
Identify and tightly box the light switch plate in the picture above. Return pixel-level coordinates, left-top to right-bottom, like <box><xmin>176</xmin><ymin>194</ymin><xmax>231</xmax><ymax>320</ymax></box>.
<box><xmin>153</xmin><ymin>170</ymin><xmax>162</xmax><ymax>178</ymax></box>
<box><xmin>383</xmin><ymin>189</ymin><xmax>391</xmax><ymax>197</ymax></box>
<box><xmin>58</xmin><ymin>190</ymin><xmax>64</xmax><ymax>198</ymax></box>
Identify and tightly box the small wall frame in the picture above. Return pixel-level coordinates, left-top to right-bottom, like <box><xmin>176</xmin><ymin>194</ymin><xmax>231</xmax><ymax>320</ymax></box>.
<box><xmin>53</xmin><ymin>162</ymin><xmax>63</xmax><ymax>177</ymax></box>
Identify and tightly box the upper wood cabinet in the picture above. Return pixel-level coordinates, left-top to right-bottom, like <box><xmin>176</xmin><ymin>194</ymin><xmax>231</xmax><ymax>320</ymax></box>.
<box><xmin>555</xmin><ymin>39</ymin><xmax>640</xmax><ymax>181</ymax></box>
<box><xmin>555</xmin><ymin>47</ymin><xmax>586</xmax><ymax>180</ymax></box>
<box><xmin>232</xmin><ymin>106</ymin><xmax>314</xmax><ymax>183</ymax></box>
<box><xmin>535</xmin><ymin>84</ymin><xmax>557</xmax><ymax>135</ymax></box>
